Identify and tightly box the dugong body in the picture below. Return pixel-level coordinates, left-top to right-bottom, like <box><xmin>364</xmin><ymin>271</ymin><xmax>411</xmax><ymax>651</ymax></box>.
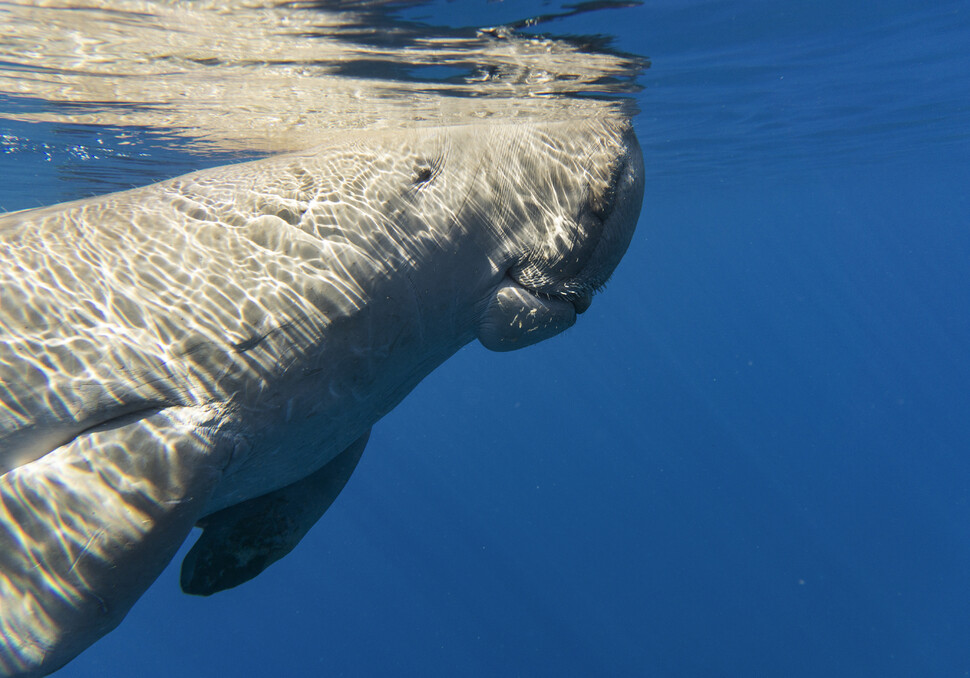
<box><xmin>0</xmin><ymin>120</ymin><xmax>643</xmax><ymax>676</ymax></box>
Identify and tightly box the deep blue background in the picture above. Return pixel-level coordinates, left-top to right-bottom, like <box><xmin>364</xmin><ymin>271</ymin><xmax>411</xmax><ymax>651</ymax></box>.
<box><xmin>2</xmin><ymin>1</ymin><xmax>969</xmax><ymax>676</ymax></box>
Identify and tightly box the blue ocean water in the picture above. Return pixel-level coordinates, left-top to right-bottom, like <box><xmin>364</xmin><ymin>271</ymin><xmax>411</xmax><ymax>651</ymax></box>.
<box><xmin>2</xmin><ymin>1</ymin><xmax>969</xmax><ymax>676</ymax></box>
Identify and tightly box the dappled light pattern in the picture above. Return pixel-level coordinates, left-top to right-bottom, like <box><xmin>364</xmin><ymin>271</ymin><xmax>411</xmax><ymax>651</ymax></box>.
<box><xmin>0</xmin><ymin>405</ymin><xmax>231</xmax><ymax>675</ymax></box>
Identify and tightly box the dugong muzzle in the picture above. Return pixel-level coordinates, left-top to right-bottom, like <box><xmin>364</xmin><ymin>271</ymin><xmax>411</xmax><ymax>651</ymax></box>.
<box><xmin>478</xmin><ymin>126</ymin><xmax>644</xmax><ymax>351</ymax></box>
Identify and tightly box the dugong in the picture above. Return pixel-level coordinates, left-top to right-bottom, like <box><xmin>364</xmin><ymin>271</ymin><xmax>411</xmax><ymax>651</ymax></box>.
<box><xmin>0</xmin><ymin>119</ymin><xmax>644</xmax><ymax>676</ymax></box>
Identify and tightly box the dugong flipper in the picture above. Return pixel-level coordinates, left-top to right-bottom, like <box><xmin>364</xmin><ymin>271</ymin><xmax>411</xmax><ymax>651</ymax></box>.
<box><xmin>180</xmin><ymin>431</ymin><xmax>369</xmax><ymax>596</ymax></box>
<box><xmin>0</xmin><ymin>406</ymin><xmax>231</xmax><ymax>677</ymax></box>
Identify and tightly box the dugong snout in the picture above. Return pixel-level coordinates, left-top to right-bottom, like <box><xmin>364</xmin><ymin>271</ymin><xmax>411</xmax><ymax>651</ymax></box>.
<box><xmin>478</xmin><ymin>125</ymin><xmax>644</xmax><ymax>352</ymax></box>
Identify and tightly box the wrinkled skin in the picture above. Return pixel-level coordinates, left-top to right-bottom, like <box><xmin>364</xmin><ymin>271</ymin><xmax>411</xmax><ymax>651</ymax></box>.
<box><xmin>0</xmin><ymin>120</ymin><xmax>643</xmax><ymax>676</ymax></box>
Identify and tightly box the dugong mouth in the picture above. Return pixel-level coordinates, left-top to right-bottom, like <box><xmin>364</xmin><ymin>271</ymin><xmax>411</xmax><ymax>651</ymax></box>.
<box><xmin>513</xmin><ymin>279</ymin><xmax>593</xmax><ymax>315</ymax></box>
<box><xmin>478</xmin><ymin>277</ymin><xmax>581</xmax><ymax>352</ymax></box>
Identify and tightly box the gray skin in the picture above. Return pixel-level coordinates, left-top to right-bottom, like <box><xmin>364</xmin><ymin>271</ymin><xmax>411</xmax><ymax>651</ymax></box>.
<box><xmin>0</xmin><ymin>119</ymin><xmax>643</xmax><ymax>677</ymax></box>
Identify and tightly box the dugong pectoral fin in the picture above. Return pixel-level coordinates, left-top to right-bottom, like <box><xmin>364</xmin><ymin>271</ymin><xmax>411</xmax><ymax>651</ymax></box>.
<box><xmin>179</xmin><ymin>430</ymin><xmax>370</xmax><ymax>597</ymax></box>
<box><xmin>0</xmin><ymin>406</ymin><xmax>228</xmax><ymax>678</ymax></box>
